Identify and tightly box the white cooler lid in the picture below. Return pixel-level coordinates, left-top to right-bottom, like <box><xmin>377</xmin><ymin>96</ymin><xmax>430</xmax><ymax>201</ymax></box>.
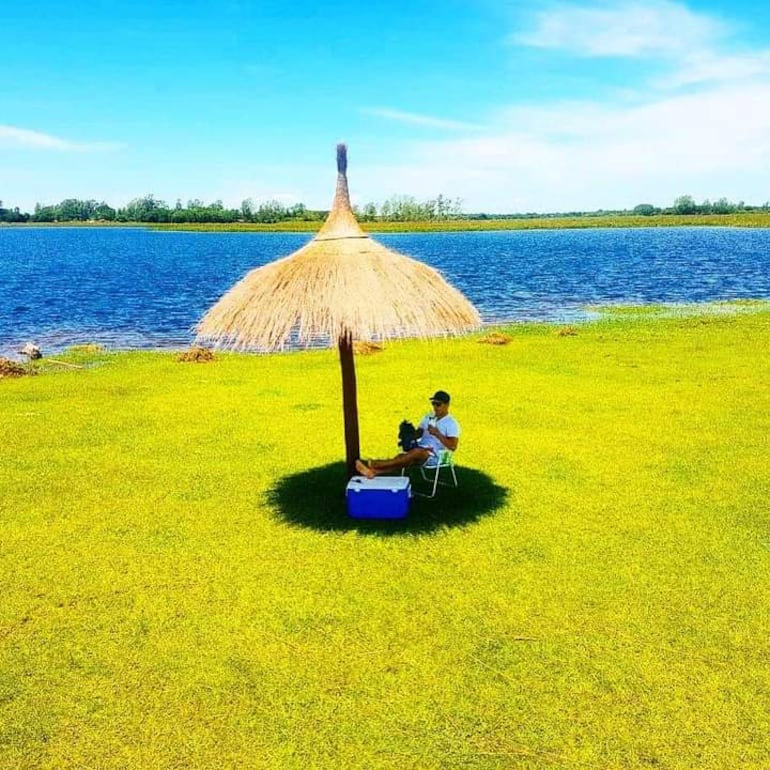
<box><xmin>346</xmin><ymin>475</ymin><xmax>411</xmax><ymax>492</ymax></box>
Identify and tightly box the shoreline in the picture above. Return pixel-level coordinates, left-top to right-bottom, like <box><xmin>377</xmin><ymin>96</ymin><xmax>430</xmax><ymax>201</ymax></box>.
<box><xmin>4</xmin><ymin>299</ymin><xmax>768</xmax><ymax>361</ymax></box>
<box><xmin>3</xmin><ymin>211</ymin><xmax>770</xmax><ymax>232</ymax></box>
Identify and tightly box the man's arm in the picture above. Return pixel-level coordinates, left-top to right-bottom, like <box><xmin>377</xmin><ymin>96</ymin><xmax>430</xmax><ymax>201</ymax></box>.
<box><xmin>426</xmin><ymin>424</ymin><xmax>459</xmax><ymax>451</ymax></box>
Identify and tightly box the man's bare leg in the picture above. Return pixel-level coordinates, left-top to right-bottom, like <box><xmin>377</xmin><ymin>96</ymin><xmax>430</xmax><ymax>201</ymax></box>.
<box><xmin>356</xmin><ymin>448</ymin><xmax>431</xmax><ymax>478</ymax></box>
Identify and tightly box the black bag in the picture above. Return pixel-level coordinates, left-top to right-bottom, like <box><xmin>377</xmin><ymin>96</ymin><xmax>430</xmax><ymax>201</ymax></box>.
<box><xmin>398</xmin><ymin>420</ymin><xmax>420</xmax><ymax>452</ymax></box>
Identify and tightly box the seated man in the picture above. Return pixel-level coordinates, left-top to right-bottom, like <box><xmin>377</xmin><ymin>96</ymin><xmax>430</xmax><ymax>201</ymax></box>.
<box><xmin>355</xmin><ymin>390</ymin><xmax>460</xmax><ymax>479</ymax></box>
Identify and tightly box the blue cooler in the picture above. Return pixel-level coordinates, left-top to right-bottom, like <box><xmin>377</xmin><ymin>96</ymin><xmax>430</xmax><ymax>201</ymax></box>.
<box><xmin>346</xmin><ymin>476</ymin><xmax>412</xmax><ymax>520</ymax></box>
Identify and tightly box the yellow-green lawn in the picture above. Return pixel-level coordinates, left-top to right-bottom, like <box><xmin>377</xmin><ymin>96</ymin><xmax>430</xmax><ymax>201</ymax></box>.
<box><xmin>2</xmin><ymin>303</ymin><xmax>769</xmax><ymax>769</ymax></box>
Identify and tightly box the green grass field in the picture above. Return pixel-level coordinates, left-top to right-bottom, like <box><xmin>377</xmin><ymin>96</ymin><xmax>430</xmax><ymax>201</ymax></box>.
<box><xmin>2</xmin><ymin>303</ymin><xmax>769</xmax><ymax>768</ymax></box>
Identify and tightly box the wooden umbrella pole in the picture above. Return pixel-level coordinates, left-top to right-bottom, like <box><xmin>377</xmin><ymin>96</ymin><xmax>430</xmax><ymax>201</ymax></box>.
<box><xmin>337</xmin><ymin>332</ymin><xmax>361</xmax><ymax>479</ymax></box>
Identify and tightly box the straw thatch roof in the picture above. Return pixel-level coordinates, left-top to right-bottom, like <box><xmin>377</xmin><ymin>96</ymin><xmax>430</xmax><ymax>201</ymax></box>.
<box><xmin>197</xmin><ymin>145</ymin><xmax>481</xmax><ymax>351</ymax></box>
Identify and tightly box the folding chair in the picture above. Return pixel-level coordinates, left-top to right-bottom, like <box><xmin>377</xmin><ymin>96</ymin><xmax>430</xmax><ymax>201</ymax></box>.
<box><xmin>403</xmin><ymin>449</ymin><xmax>458</xmax><ymax>498</ymax></box>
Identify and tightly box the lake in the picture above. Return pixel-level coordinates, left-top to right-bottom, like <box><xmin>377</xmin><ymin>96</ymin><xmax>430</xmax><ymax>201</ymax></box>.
<box><xmin>1</xmin><ymin>226</ymin><xmax>769</xmax><ymax>355</ymax></box>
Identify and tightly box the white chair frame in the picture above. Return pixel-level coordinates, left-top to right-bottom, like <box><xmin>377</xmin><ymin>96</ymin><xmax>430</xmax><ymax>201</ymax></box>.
<box><xmin>403</xmin><ymin>450</ymin><xmax>458</xmax><ymax>498</ymax></box>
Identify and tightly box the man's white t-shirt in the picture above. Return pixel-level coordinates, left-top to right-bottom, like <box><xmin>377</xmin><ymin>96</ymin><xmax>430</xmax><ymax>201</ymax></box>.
<box><xmin>417</xmin><ymin>413</ymin><xmax>460</xmax><ymax>457</ymax></box>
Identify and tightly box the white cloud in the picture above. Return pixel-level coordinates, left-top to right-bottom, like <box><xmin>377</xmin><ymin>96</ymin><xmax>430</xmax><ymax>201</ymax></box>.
<box><xmin>359</xmin><ymin>83</ymin><xmax>770</xmax><ymax>212</ymax></box>
<box><xmin>362</xmin><ymin>108</ymin><xmax>484</xmax><ymax>132</ymax></box>
<box><xmin>0</xmin><ymin>126</ymin><xmax>72</xmax><ymax>150</ymax></box>
<box><xmin>515</xmin><ymin>0</ymin><xmax>725</xmax><ymax>58</ymax></box>
<box><xmin>512</xmin><ymin>1</ymin><xmax>770</xmax><ymax>104</ymax></box>
<box><xmin>0</xmin><ymin>125</ymin><xmax>123</xmax><ymax>152</ymax></box>
<box><xmin>659</xmin><ymin>50</ymin><xmax>770</xmax><ymax>89</ymax></box>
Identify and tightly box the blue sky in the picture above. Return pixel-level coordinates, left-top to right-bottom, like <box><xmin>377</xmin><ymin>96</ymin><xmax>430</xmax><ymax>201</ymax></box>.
<box><xmin>3</xmin><ymin>0</ymin><xmax>770</xmax><ymax>213</ymax></box>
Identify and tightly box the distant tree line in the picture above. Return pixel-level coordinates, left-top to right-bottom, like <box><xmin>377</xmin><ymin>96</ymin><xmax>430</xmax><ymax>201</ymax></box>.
<box><xmin>643</xmin><ymin>195</ymin><xmax>766</xmax><ymax>216</ymax></box>
<box><xmin>1</xmin><ymin>194</ymin><xmax>768</xmax><ymax>224</ymax></box>
<box><xmin>466</xmin><ymin>195</ymin><xmax>770</xmax><ymax>220</ymax></box>
<box><xmin>0</xmin><ymin>194</ymin><xmax>465</xmax><ymax>224</ymax></box>
<box><xmin>24</xmin><ymin>196</ymin><xmax>317</xmax><ymax>225</ymax></box>
<box><xmin>0</xmin><ymin>201</ymin><xmax>28</xmax><ymax>222</ymax></box>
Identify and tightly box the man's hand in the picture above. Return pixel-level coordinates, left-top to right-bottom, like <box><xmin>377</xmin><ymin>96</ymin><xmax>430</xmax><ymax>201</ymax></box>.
<box><xmin>427</xmin><ymin>424</ymin><xmax>441</xmax><ymax>437</ymax></box>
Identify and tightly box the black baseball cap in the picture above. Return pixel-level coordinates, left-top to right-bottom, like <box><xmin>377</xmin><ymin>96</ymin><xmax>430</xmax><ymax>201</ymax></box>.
<box><xmin>429</xmin><ymin>390</ymin><xmax>450</xmax><ymax>404</ymax></box>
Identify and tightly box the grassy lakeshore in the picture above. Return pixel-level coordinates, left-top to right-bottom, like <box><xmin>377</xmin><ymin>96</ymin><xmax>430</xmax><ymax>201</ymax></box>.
<box><xmin>2</xmin><ymin>303</ymin><xmax>770</xmax><ymax>768</ymax></box>
<box><xmin>149</xmin><ymin>211</ymin><xmax>770</xmax><ymax>232</ymax></box>
<box><xmin>4</xmin><ymin>210</ymin><xmax>770</xmax><ymax>232</ymax></box>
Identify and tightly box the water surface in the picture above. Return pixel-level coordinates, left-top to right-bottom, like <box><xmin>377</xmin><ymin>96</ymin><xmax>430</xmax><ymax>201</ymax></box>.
<box><xmin>1</xmin><ymin>226</ymin><xmax>769</xmax><ymax>354</ymax></box>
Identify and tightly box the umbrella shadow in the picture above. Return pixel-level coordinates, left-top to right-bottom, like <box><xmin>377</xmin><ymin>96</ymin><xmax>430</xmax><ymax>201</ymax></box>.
<box><xmin>267</xmin><ymin>462</ymin><xmax>508</xmax><ymax>535</ymax></box>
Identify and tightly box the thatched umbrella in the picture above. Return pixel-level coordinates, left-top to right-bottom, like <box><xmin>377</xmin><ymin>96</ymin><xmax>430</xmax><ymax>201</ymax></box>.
<box><xmin>197</xmin><ymin>144</ymin><xmax>481</xmax><ymax>477</ymax></box>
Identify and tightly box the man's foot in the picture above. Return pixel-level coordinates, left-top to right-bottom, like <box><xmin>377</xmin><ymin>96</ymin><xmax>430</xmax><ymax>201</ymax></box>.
<box><xmin>355</xmin><ymin>459</ymin><xmax>375</xmax><ymax>479</ymax></box>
